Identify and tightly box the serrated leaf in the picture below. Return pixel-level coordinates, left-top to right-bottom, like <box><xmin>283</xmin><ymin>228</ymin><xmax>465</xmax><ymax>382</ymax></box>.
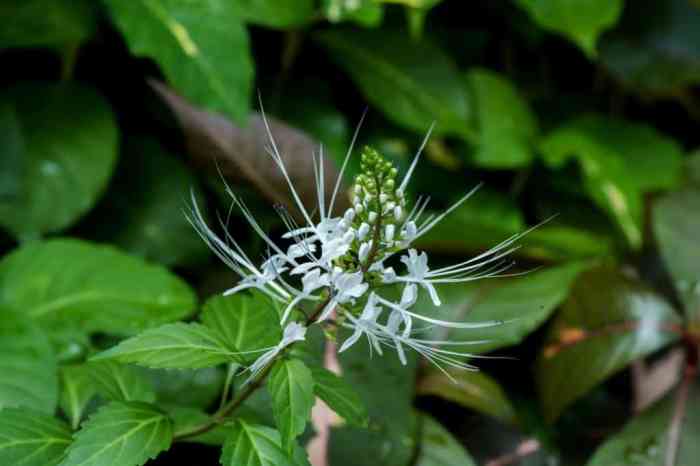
<box><xmin>587</xmin><ymin>385</ymin><xmax>700</xmax><ymax>466</ymax></box>
<box><xmin>239</xmin><ymin>0</ymin><xmax>314</xmax><ymax>28</ymax></box>
<box><xmin>268</xmin><ymin>359</ymin><xmax>315</xmax><ymax>450</ymax></box>
<box><xmin>465</xmin><ymin>68</ymin><xmax>538</xmax><ymax>168</ymax></box>
<box><xmin>103</xmin><ymin>0</ymin><xmax>253</xmax><ymax>123</ymax></box>
<box><xmin>0</xmin><ymin>408</ymin><xmax>72</xmax><ymax>466</ymax></box>
<box><xmin>417</xmin><ymin>369</ymin><xmax>516</xmax><ymax>424</ymax></box>
<box><xmin>0</xmin><ymin>239</ymin><xmax>196</xmax><ymax>335</ymax></box>
<box><xmin>220</xmin><ymin>420</ymin><xmax>293</xmax><ymax>466</ymax></box>
<box><xmin>149</xmin><ymin>368</ymin><xmax>225</xmax><ymax>410</ymax></box>
<box><xmin>167</xmin><ymin>406</ymin><xmax>230</xmax><ymax>446</ymax></box>
<box><xmin>60</xmin><ymin>366</ymin><xmax>98</xmax><ymax>430</ymax></box>
<box><xmin>0</xmin><ymin>0</ymin><xmax>96</xmax><ymax>49</ymax></box>
<box><xmin>0</xmin><ymin>309</ymin><xmax>57</xmax><ymax>413</ymax></box>
<box><xmin>536</xmin><ymin>266</ymin><xmax>680</xmax><ymax>422</ymax></box>
<box><xmin>315</xmin><ymin>28</ymin><xmax>471</xmax><ymax>138</ymax></box>
<box><xmin>92</xmin><ymin>323</ymin><xmax>237</xmax><ymax>369</ymax></box>
<box><xmin>653</xmin><ymin>154</ymin><xmax>700</xmax><ymax>322</ymax></box>
<box><xmin>515</xmin><ymin>0</ymin><xmax>623</xmax><ymax>57</ymax></box>
<box><xmin>88</xmin><ymin>362</ymin><xmax>155</xmax><ymax>403</ymax></box>
<box><xmin>94</xmin><ymin>138</ymin><xmax>209</xmax><ymax>267</ymax></box>
<box><xmin>415</xmin><ymin>414</ymin><xmax>477</xmax><ymax>466</ymax></box>
<box><xmin>309</xmin><ymin>366</ymin><xmax>367</xmax><ymax>427</ymax></box>
<box><xmin>59</xmin><ymin>402</ymin><xmax>172</xmax><ymax>466</ymax></box>
<box><xmin>539</xmin><ymin>115</ymin><xmax>683</xmax><ymax>248</ymax></box>
<box><xmin>201</xmin><ymin>292</ymin><xmax>282</xmax><ymax>364</ymax></box>
<box><xmin>0</xmin><ymin>83</ymin><xmax>117</xmax><ymax>239</ymax></box>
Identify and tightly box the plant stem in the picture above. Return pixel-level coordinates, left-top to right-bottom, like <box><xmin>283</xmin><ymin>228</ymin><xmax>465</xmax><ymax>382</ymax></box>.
<box><xmin>173</xmin><ymin>296</ymin><xmax>332</xmax><ymax>441</ymax></box>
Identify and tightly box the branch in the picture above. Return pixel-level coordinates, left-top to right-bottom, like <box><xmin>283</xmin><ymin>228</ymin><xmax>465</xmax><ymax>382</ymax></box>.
<box><xmin>484</xmin><ymin>438</ymin><xmax>540</xmax><ymax>466</ymax></box>
<box><xmin>174</xmin><ymin>296</ymin><xmax>332</xmax><ymax>441</ymax></box>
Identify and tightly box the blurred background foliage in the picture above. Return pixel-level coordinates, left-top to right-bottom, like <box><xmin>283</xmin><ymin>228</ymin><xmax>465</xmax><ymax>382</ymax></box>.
<box><xmin>1</xmin><ymin>1</ymin><xmax>700</xmax><ymax>465</ymax></box>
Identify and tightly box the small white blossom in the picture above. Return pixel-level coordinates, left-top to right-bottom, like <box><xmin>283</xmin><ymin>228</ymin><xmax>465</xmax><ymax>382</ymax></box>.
<box><xmin>244</xmin><ymin>322</ymin><xmax>307</xmax><ymax>384</ymax></box>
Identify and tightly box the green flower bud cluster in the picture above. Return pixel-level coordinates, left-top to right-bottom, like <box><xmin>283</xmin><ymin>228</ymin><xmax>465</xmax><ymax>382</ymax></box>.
<box><xmin>342</xmin><ymin>146</ymin><xmax>408</xmax><ymax>273</ymax></box>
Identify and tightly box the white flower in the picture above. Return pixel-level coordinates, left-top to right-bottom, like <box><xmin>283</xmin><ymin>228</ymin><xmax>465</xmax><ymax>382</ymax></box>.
<box><xmin>244</xmin><ymin>322</ymin><xmax>307</xmax><ymax>384</ymax></box>
<box><xmin>317</xmin><ymin>271</ymin><xmax>369</xmax><ymax>322</ymax></box>
<box><xmin>339</xmin><ymin>294</ymin><xmax>383</xmax><ymax>355</ymax></box>
<box><xmin>280</xmin><ymin>268</ymin><xmax>329</xmax><ymax>324</ymax></box>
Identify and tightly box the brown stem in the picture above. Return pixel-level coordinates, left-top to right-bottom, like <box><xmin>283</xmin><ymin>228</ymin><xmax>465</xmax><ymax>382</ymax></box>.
<box><xmin>484</xmin><ymin>438</ymin><xmax>541</xmax><ymax>466</ymax></box>
<box><xmin>174</xmin><ymin>297</ymin><xmax>332</xmax><ymax>441</ymax></box>
<box><xmin>664</xmin><ymin>360</ymin><xmax>697</xmax><ymax>466</ymax></box>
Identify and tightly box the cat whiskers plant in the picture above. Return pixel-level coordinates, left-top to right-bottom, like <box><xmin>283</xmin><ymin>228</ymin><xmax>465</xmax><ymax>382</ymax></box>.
<box><xmin>187</xmin><ymin>113</ymin><xmax>531</xmax><ymax>384</ymax></box>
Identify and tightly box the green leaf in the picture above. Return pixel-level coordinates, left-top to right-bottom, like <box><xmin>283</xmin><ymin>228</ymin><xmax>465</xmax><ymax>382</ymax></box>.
<box><xmin>0</xmin><ymin>0</ymin><xmax>96</xmax><ymax>49</ymax></box>
<box><xmin>653</xmin><ymin>155</ymin><xmax>700</xmax><ymax>321</ymax></box>
<box><xmin>515</xmin><ymin>0</ymin><xmax>623</xmax><ymax>57</ymax></box>
<box><xmin>0</xmin><ymin>83</ymin><xmax>118</xmax><ymax>239</ymax></box>
<box><xmin>536</xmin><ymin>266</ymin><xmax>680</xmax><ymax>422</ymax></box>
<box><xmin>0</xmin><ymin>408</ymin><xmax>72</xmax><ymax>466</ymax></box>
<box><xmin>149</xmin><ymin>367</ymin><xmax>225</xmax><ymax>410</ymax></box>
<box><xmin>59</xmin><ymin>401</ymin><xmax>172</xmax><ymax>466</ymax></box>
<box><xmin>60</xmin><ymin>366</ymin><xmax>98</xmax><ymax>430</ymax></box>
<box><xmin>600</xmin><ymin>0</ymin><xmax>700</xmax><ymax>96</ymax></box>
<box><xmin>167</xmin><ymin>406</ymin><xmax>231</xmax><ymax>445</ymax></box>
<box><xmin>418</xmin><ymin>262</ymin><xmax>588</xmax><ymax>354</ymax></box>
<box><xmin>0</xmin><ymin>309</ymin><xmax>57</xmax><ymax>413</ymax></box>
<box><xmin>88</xmin><ymin>362</ymin><xmax>155</xmax><ymax>403</ymax></box>
<box><xmin>103</xmin><ymin>0</ymin><xmax>253</xmax><ymax>123</ymax></box>
<box><xmin>92</xmin><ymin>323</ymin><xmax>236</xmax><ymax>369</ymax></box>
<box><xmin>417</xmin><ymin>369</ymin><xmax>516</xmax><ymax>424</ymax></box>
<box><xmin>201</xmin><ymin>292</ymin><xmax>283</xmax><ymax>365</ymax></box>
<box><xmin>268</xmin><ymin>359</ymin><xmax>315</xmax><ymax>450</ymax></box>
<box><xmin>0</xmin><ymin>239</ymin><xmax>196</xmax><ymax>335</ymax></box>
<box><xmin>539</xmin><ymin>115</ymin><xmax>683</xmax><ymax>248</ymax></box>
<box><xmin>323</xmin><ymin>0</ymin><xmax>384</xmax><ymax>27</ymax></box>
<box><xmin>309</xmin><ymin>366</ymin><xmax>368</xmax><ymax>427</ymax></box>
<box><xmin>239</xmin><ymin>0</ymin><xmax>314</xmax><ymax>28</ymax></box>
<box><xmin>415</xmin><ymin>414</ymin><xmax>477</xmax><ymax>466</ymax></box>
<box><xmin>220</xmin><ymin>420</ymin><xmax>293</xmax><ymax>466</ymax></box>
<box><xmin>330</xmin><ymin>338</ymin><xmax>418</xmax><ymax>466</ymax></box>
<box><xmin>315</xmin><ymin>28</ymin><xmax>472</xmax><ymax>138</ymax></box>
<box><xmin>587</xmin><ymin>386</ymin><xmax>700</xmax><ymax>466</ymax></box>
<box><xmin>464</xmin><ymin>68</ymin><xmax>538</xmax><ymax>168</ymax></box>
<box><xmin>94</xmin><ymin>138</ymin><xmax>209</xmax><ymax>267</ymax></box>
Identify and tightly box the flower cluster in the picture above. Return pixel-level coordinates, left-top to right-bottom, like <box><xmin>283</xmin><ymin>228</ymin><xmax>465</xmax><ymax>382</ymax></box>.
<box><xmin>188</xmin><ymin>119</ymin><xmax>527</xmax><ymax>381</ymax></box>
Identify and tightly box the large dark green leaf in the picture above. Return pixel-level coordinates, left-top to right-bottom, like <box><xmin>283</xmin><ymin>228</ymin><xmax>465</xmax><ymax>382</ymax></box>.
<box><xmin>95</xmin><ymin>138</ymin><xmax>209</xmax><ymax>267</ymax></box>
<box><xmin>267</xmin><ymin>359</ymin><xmax>315</xmax><ymax>450</ymax></box>
<box><xmin>415</xmin><ymin>414</ymin><xmax>477</xmax><ymax>466</ymax></box>
<box><xmin>148</xmin><ymin>367</ymin><xmax>224</xmax><ymax>410</ymax></box>
<box><xmin>417</xmin><ymin>369</ymin><xmax>516</xmax><ymax>424</ymax></box>
<box><xmin>201</xmin><ymin>292</ymin><xmax>283</xmax><ymax>364</ymax></box>
<box><xmin>0</xmin><ymin>408</ymin><xmax>72</xmax><ymax>466</ymax></box>
<box><xmin>539</xmin><ymin>115</ymin><xmax>683</xmax><ymax>248</ymax></box>
<box><xmin>103</xmin><ymin>0</ymin><xmax>253</xmax><ymax>123</ymax></box>
<box><xmin>0</xmin><ymin>309</ymin><xmax>57</xmax><ymax>414</ymax></box>
<box><xmin>315</xmin><ymin>28</ymin><xmax>472</xmax><ymax>138</ymax></box>
<box><xmin>417</xmin><ymin>262</ymin><xmax>588</xmax><ymax>355</ymax></box>
<box><xmin>600</xmin><ymin>0</ymin><xmax>700</xmax><ymax>96</ymax></box>
<box><xmin>0</xmin><ymin>0</ymin><xmax>96</xmax><ymax>49</ymax></box>
<box><xmin>92</xmin><ymin>323</ymin><xmax>236</xmax><ymax>369</ymax></box>
<box><xmin>309</xmin><ymin>366</ymin><xmax>368</xmax><ymax>427</ymax></box>
<box><xmin>239</xmin><ymin>0</ymin><xmax>315</xmax><ymax>28</ymax></box>
<box><xmin>330</xmin><ymin>338</ymin><xmax>417</xmax><ymax>466</ymax></box>
<box><xmin>0</xmin><ymin>83</ymin><xmax>118</xmax><ymax>240</ymax></box>
<box><xmin>587</xmin><ymin>385</ymin><xmax>700</xmax><ymax>466</ymax></box>
<box><xmin>536</xmin><ymin>266</ymin><xmax>680</xmax><ymax>422</ymax></box>
<box><xmin>0</xmin><ymin>239</ymin><xmax>196</xmax><ymax>335</ymax></box>
<box><xmin>59</xmin><ymin>402</ymin><xmax>172</xmax><ymax>466</ymax></box>
<box><xmin>464</xmin><ymin>68</ymin><xmax>538</xmax><ymax>168</ymax></box>
<box><xmin>653</xmin><ymin>153</ymin><xmax>700</xmax><ymax>321</ymax></box>
<box><xmin>515</xmin><ymin>0</ymin><xmax>624</xmax><ymax>57</ymax></box>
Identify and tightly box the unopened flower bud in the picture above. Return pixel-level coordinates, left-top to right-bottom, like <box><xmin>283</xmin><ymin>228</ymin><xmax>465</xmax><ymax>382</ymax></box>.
<box><xmin>358</xmin><ymin>223</ymin><xmax>370</xmax><ymax>239</ymax></box>
<box><xmin>385</xmin><ymin>224</ymin><xmax>395</xmax><ymax>241</ymax></box>
<box><xmin>379</xmin><ymin>193</ymin><xmax>389</xmax><ymax>203</ymax></box>
<box><xmin>344</xmin><ymin>208</ymin><xmax>355</xmax><ymax>222</ymax></box>
<box><xmin>358</xmin><ymin>242</ymin><xmax>371</xmax><ymax>262</ymax></box>
<box><xmin>394</xmin><ymin>206</ymin><xmax>403</xmax><ymax>220</ymax></box>
<box><xmin>354</xmin><ymin>203</ymin><xmax>364</xmax><ymax>213</ymax></box>
<box><xmin>368</xmin><ymin>211</ymin><xmax>377</xmax><ymax>223</ymax></box>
